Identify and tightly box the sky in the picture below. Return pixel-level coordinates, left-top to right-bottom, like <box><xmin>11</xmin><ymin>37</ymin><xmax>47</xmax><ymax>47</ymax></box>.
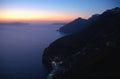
<box><xmin>0</xmin><ymin>0</ymin><xmax>120</xmax><ymax>22</ymax></box>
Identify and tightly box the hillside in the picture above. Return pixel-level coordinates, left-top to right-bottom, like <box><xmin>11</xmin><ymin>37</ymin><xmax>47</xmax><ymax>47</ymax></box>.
<box><xmin>43</xmin><ymin>7</ymin><xmax>120</xmax><ymax>79</ymax></box>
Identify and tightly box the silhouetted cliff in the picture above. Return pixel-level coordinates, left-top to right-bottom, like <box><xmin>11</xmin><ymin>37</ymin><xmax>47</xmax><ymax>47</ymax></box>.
<box><xmin>43</xmin><ymin>7</ymin><xmax>120</xmax><ymax>79</ymax></box>
<box><xmin>59</xmin><ymin>14</ymin><xmax>99</xmax><ymax>34</ymax></box>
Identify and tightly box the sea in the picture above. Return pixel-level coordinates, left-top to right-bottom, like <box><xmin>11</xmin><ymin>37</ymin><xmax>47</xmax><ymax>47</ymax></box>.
<box><xmin>0</xmin><ymin>23</ymin><xmax>64</xmax><ymax>79</ymax></box>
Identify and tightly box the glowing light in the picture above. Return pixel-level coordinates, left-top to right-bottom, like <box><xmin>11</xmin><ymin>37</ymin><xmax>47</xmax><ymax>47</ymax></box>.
<box><xmin>0</xmin><ymin>9</ymin><xmax>77</xmax><ymax>22</ymax></box>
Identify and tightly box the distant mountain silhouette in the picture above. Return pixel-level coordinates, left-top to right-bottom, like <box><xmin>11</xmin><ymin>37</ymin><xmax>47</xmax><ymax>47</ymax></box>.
<box><xmin>59</xmin><ymin>14</ymin><xmax>99</xmax><ymax>34</ymax></box>
<box><xmin>52</xmin><ymin>22</ymin><xmax>67</xmax><ymax>25</ymax></box>
<box><xmin>0</xmin><ymin>22</ymin><xmax>29</xmax><ymax>26</ymax></box>
<box><xmin>43</xmin><ymin>7</ymin><xmax>120</xmax><ymax>79</ymax></box>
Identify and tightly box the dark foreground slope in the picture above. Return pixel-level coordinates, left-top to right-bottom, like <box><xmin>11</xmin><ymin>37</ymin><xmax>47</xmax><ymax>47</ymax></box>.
<box><xmin>43</xmin><ymin>7</ymin><xmax>120</xmax><ymax>79</ymax></box>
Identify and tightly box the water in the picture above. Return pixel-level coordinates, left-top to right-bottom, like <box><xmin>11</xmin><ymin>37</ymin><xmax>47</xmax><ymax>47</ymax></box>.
<box><xmin>0</xmin><ymin>23</ymin><xmax>63</xmax><ymax>79</ymax></box>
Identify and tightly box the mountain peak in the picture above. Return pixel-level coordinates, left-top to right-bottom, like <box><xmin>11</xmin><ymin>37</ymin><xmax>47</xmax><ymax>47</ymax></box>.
<box><xmin>75</xmin><ymin>17</ymin><xmax>86</xmax><ymax>21</ymax></box>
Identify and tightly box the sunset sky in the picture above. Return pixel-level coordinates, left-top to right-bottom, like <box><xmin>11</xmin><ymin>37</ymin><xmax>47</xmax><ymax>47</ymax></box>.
<box><xmin>0</xmin><ymin>0</ymin><xmax>120</xmax><ymax>22</ymax></box>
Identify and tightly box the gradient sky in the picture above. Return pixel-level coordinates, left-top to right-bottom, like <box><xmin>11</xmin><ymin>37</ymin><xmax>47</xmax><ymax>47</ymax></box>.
<box><xmin>0</xmin><ymin>0</ymin><xmax>120</xmax><ymax>22</ymax></box>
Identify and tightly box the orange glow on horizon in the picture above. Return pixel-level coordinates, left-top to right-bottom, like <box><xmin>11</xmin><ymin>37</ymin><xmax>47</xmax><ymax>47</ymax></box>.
<box><xmin>0</xmin><ymin>16</ymin><xmax>75</xmax><ymax>22</ymax></box>
<box><xmin>0</xmin><ymin>9</ymin><xmax>89</xmax><ymax>22</ymax></box>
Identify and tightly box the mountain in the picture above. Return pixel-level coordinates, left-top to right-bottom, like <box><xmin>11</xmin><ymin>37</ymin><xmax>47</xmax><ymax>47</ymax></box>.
<box><xmin>42</xmin><ymin>7</ymin><xmax>120</xmax><ymax>79</ymax></box>
<box><xmin>59</xmin><ymin>14</ymin><xmax>99</xmax><ymax>34</ymax></box>
<box><xmin>0</xmin><ymin>22</ymin><xmax>29</xmax><ymax>26</ymax></box>
<box><xmin>59</xmin><ymin>17</ymin><xmax>87</xmax><ymax>34</ymax></box>
<box><xmin>87</xmin><ymin>14</ymin><xmax>99</xmax><ymax>23</ymax></box>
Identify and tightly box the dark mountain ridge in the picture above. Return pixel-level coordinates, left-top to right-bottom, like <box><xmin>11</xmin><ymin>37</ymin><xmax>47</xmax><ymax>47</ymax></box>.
<box><xmin>43</xmin><ymin>7</ymin><xmax>120</xmax><ymax>79</ymax></box>
<box><xmin>59</xmin><ymin>14</ymin><xmax>99</xmax><ymax>34</ymax></box>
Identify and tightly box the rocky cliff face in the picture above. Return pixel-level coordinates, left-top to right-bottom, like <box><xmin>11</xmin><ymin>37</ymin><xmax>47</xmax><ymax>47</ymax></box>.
<box><xmin>43</xmin><ymin>7</ymin><xmax>120</xmax><ymax>79</ymax></box>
